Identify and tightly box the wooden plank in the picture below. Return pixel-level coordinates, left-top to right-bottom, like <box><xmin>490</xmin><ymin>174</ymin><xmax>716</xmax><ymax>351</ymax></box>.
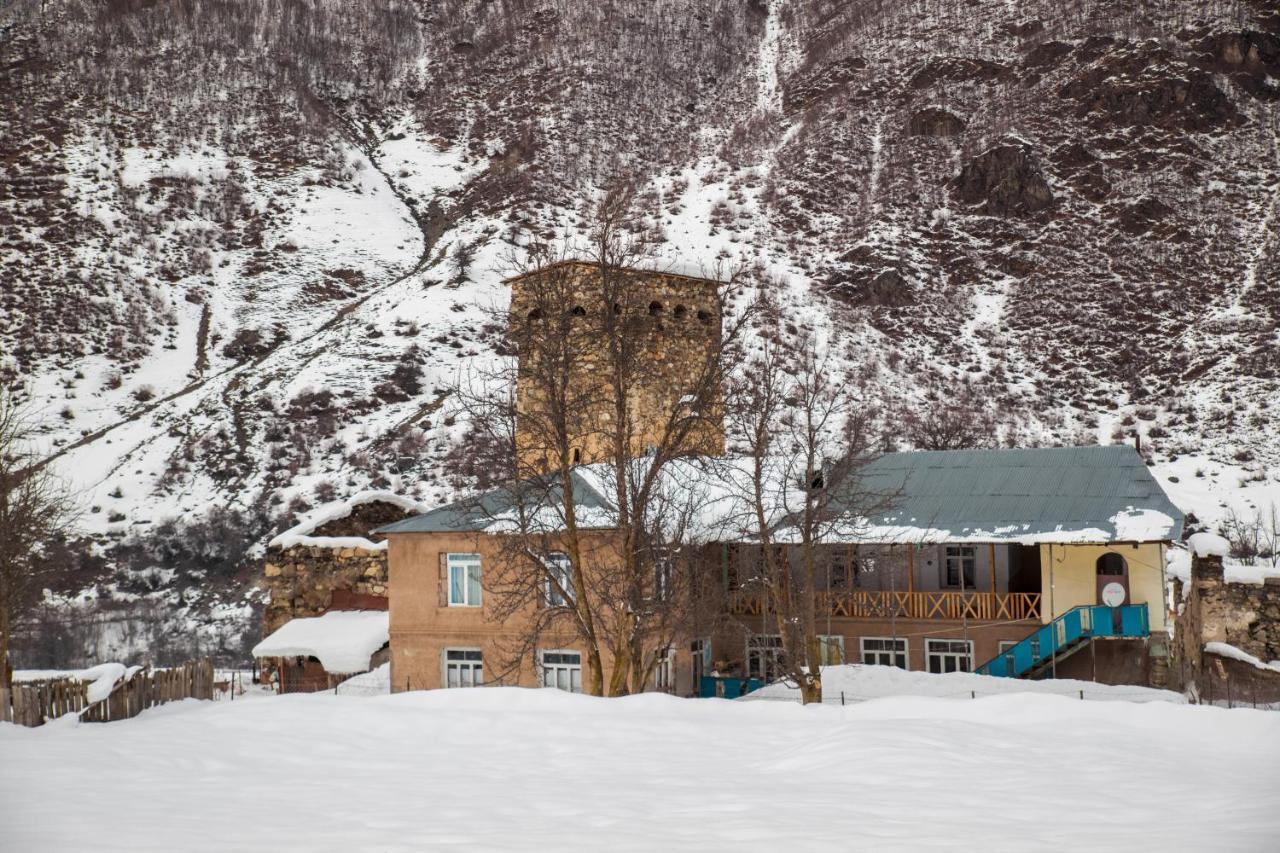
<box><xmin>989</xmin><ymin>543</ymin><xmax>997</xmax><ymax>594</ymax></box>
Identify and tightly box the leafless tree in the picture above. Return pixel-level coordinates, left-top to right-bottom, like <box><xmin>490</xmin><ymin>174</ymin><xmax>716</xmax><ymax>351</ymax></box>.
<box><xmin>0</xmin><ymin>387</ymin><xmax>78</xmax><ymax>718</ymax></box>
<box><xmin>719</xmin><ymin>330</ymin><xmax>897</xmax><ymax>704</ymax></box>
<box><xmin>901</xmin><ymin>375</ymin><xmax>999</xmax><ymax>451</ymax></box>
<box><xmin>447</xmin><ymin>184</ymin><xmax>746</xmax><ymax>695</ymax></box>
<box><xmin>1220</xmin><ymin>503</ymin><xmax>1279</xmax><ymax>567</ymax></box>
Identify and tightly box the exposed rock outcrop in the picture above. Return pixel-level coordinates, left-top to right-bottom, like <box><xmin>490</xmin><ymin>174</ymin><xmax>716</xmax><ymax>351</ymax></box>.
<box><xmin>907</xmin><ymin>107</ymin><xmax>966</xmax><ymax>137</ymax></box>
<box><xmin>952</xmin><ymin>143</ymin><xmax>1054</xmax><ymax>217</ymax></box>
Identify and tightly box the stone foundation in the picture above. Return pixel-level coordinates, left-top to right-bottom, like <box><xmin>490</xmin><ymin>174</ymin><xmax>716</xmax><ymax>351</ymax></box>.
<box><xmin>263</xmin><ymin>545</ymin><xmax>388</xmax><ymax>634</ymax></box>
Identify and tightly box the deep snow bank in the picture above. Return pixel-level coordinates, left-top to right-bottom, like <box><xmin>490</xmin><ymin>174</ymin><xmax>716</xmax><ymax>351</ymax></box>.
<box><xmin>2</xmin><ymin>687</ymin><xmax>1277</xmax><ymax>852</ymax></box>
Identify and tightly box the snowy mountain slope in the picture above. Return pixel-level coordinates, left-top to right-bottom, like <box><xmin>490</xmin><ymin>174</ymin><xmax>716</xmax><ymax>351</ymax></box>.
<box><xmin>3</xmin><ymin>0</ymin><xmax>1280</xmax><ymax>659</ymax></box>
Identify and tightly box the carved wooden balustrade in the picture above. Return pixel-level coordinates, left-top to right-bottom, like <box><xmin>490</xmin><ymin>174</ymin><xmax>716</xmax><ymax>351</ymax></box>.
<box><xmin>727</xmin><ymin>589</ymin><xmax>1042</xmax><ymax>621</ymax></box>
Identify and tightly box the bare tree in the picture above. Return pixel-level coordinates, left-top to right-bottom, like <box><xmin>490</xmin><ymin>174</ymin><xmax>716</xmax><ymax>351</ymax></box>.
<box><xmin>447</xmin><ymin>185</ymin><xmax>745</xmax><ymax>695</ymax></box>
<box><xmin>0</xmin><ymin>387</ymin><xmax>78</xmax><ymax>718</ymax></box>
<box><xmin>901</xmin><ymin>375</ymin><xmax>999</xmax><ymax>451</ymax></box>
<box><xmin>720</xmin><ymin>331</ymin><xmax>896</xmax><ymax>704</ymax></box>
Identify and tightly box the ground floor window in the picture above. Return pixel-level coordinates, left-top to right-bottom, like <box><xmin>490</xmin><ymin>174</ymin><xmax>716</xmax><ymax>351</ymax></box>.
<box><xmin>926</xmin><ymin>639</ymin><xmax>973</xmax><ymax>674</ymax></box>
<box><xmin>747</xmin><ymin>635</ymin><xmax>784</xmax><ymax>681</ymax></box>
<box><xmin>541</xmin><ymin>650</ymin><xmax>583</xmax><ymax>693</ymax></box>
<box><xmin>861</xmin><ymin>637</ymin><xmax>908</xmax><ymax>669</ymax></box>
<box><xmin>444</xmin><ymin>649</ymin><xmax>483</xmax><ymax>687</ymax></box>
<box><xmin>819</xmin><ymin>634</ymin><xmax>845</xmax><ymax>665</ymax></box>
<box><xmin>691</xmin><ymin>639</ymin><xmax>710</xmax><ymax>687</ymax></box>
<box><xmin>654</xmin><ymin>646</ymin><xmax>674</xmax><ymax>693</ymax></box>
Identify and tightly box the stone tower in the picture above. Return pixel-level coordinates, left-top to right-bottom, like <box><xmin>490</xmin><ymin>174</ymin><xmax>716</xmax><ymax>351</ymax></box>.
<box><xmin>507</xmin><ymin>260</ymin><xmax>724</xmax><ymax>470</ymax></box>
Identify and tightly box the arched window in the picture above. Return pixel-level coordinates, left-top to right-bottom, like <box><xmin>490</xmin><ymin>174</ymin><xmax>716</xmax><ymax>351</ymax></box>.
<box><xmin>1096</xmin><ymin>553</ymin><xmax>1127</xmax><ymax>576</ymax></box>
<box><xmin>673</xmin><ymin>304</ymin><xmax>688</xmax><ymax>320</ymax></box>
<box><xmin>648</xmin><ymin>301</ymin><xmax>664</xmax><ymax>316</ymax></box>
<box><xmin>571</xmin><ymin>448</ymin><xmax>582</xmax><ymax>464</ymax></box>
<box><xmin>696</xmin><ymin>309</ymin><xmax>712</xmax><ymax>324</ymax></box>
<box><xmin>570</xmin><ymin>305</ymin><xmax>586</xmax><ymax>317</ymax></box>
<box><xmin>527</xmin><ymin>308</ymin><xmax>544</xmax><ymax>321</ymax></box>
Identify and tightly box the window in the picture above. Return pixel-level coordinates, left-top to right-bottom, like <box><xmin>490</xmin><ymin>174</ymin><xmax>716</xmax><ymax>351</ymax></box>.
<box><xmin>690</xmin><ymin>639</ymin><xmax>710</xmax><ymax>686</ymax></box>
<box><xmin>998</xmin><ymin>641</ymin><xmax>1019</xmax><ymax>656</ymax></box>
<box><xmin>541</xmin><ymin>650</ymin><xmax>583</xmax><ymax>692</ymax></box>
<box><xmin>654</xmin><ymin>646</ymin><xmax>674</xmax><ymax>693</ymax></box>
<box><xmin>444</xmin><ymin>649</ymin><xmax>483</xmax><ymax>687</ymax></box>
<box><xmin>1096</xmin><ymin>553</ymin><xmax>1127</xmax><ymax>576</ymax></box>
<box><xmin>648</xmin><ymin>301</ymin><xmax>664</xmax><ymax>316</ymax></box>
<box><xmin>543</xmin><ymin>553</ymin><xmax>573</xmax><ymax>607</ymax></box>
<box><xmin>447</xmin><ymin>553</ymin><xmax>482</xmax><ymax>607</ymax></box>
<box><xmin>746</xmin><ymin>635</ymin><xmax>784</xmax><ymax>681</ymax></box>
<box><xmin>654</xmin><ymin>551</ymin><xmax>673</xmax><ymax>601</ymax></box>
<box><xmin>926</xmin><ymin>639</ymin><xmax>973</xmax><ymax>674</ymax></box>
<box><xmin>944</xmin><ymin>545</ymin><xmax>976</xmax><ymax>589</ymax></box>
<box><xmin>673</xmin><ymin>304</ymin><xmax>688</xmax><ymax>320</ymax></box>
<box><xmin>819</xmin><ymin>635</ymin><xmax>845</xmax><ymax>666</ymax></box>
<box><xmin>861</xmin><ymin>637</ymin><xmax>908</xmax><ymax>669</ymax></box>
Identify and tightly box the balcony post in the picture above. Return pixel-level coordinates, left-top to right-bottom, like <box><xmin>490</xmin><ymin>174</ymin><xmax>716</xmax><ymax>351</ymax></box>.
<box><xmin>988</xmin><ymin>543</ymin><xmax>997</xmax><ymax>593</ymax></box>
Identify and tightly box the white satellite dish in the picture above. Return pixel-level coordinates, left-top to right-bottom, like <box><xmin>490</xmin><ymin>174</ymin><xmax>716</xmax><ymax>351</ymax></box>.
<box><xmin>1101</xmin><ymin>582</ymin><xmax>1126</xmax><ymax>608</ymax></box>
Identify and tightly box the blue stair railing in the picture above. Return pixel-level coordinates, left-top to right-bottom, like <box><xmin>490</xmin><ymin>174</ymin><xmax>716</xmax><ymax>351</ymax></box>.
<box><xmin>976</xmin><ymin>603</ymin><xmax>1149</xmax><ymax>678</ymax></box>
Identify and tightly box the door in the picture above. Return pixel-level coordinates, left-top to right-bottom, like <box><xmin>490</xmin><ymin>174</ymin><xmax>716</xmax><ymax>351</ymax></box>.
<box><xmin>1096</xmin><ymin>553</ymin><xmax>1129</xmax><ymax>634</ymax></box>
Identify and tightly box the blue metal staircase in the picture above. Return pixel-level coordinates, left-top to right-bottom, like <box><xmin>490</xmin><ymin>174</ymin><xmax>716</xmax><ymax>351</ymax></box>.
<box><xmin>976</xmin><ymin>604</ymin><xmax>1149</xmax><ymax>678</ymax></box>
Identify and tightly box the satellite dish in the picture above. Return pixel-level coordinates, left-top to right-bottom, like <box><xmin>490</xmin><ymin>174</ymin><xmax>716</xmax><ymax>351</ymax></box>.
<box><xmin>1101</xmin><ymin>582</ymin><xmax>1126</xmax><ymax>607</ymax></box>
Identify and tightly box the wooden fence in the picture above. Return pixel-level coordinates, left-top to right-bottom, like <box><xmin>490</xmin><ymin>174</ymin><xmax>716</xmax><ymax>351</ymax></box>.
<box><xmin>3</xmin><ymin>658</ymin><xmax>215</xmax><ymax>728</ymax></box>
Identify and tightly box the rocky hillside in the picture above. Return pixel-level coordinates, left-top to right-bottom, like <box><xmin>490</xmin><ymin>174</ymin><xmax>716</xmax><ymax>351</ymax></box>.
<box><xmin>3</xmin><ymin>0</ymin><xmax>1279</xmax><ymax>661</ymax></box>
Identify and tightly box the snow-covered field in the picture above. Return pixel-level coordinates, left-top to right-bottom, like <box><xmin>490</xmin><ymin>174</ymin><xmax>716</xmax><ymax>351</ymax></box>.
<box><xmin>3</xmin><ymin>687</ymin><xmax>1278</xmax><ymax>852</ymax></box>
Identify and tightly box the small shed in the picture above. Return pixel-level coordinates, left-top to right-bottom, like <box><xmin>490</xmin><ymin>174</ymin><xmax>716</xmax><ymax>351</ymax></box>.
<box><xmin>252</xmin><ymin>610</ymin><xmax>390</xmax><ymax>693</ymax></box>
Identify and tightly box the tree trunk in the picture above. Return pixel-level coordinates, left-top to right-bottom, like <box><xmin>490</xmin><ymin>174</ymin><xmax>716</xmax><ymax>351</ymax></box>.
<box><xmin>799</xmin><ymin>678</ymin><xmax>823</xmax><ymax>705</ymax></box>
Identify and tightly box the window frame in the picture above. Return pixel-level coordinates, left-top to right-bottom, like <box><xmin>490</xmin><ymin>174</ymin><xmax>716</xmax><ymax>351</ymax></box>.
<box><xmin>543</xmin><ymin>552</ymin><xmax>573</xmax><ymax>607</ymax></box>
<box><xmin>443</xmin><ymin>648</ymin><xmax>484</xmax><ymax>688</ymax></box>
<box><xmin>540</xmin><ymin>649</ymin><xmax>583</xmax><ymax>693</ymax></box>
<box><xmin>943</xmin><ymin>545</ymin><xmax>977</xmax><ymax>589</ymax></box>
<box><xmin>654</xmin><ymin>645</ymin><xmax>675</xmax><ymax>693</ymax></box>
<box><xmin>860</xmin><ymin>636</ymin><xmax>909</xmax><ymax>669</ymax></box>
<box><xmin>447</xmin><ymin>553</ymin><xmax>483</xmax><ymax>607</ymax></box>
<box><xmin>746</xmin><ymin>634</ymin><xmax>784</xmax><ymax>681</ymax></box>
<box><xmin>925</xmin><ymin>638</ymin><xmax>974</xmax><ymax>674</ymax></box>
<box><xmin>818</xmin><ymin>634</ymin><xmax>846</xmax><ymax>666</ymax></box>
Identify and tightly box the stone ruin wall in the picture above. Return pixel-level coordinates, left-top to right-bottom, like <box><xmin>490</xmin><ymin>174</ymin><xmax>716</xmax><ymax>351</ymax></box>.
<box><xmin>1171</xmin><ymin>551</ymin><xmax>1280</xmax><ymax>702</ymax></box>
<box><xmin>262</xmin><ymin>501</ymin><xmax>413</xmax><ymax>635</ymax></box>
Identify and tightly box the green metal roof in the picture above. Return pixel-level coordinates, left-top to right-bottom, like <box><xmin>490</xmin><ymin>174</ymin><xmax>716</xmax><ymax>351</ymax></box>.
<box><xmin>847</xmin><ymin>445</ymin><xmax>1183</xmax><ymax>543</ymax></box>
<box><xmin>373</xmin><ymin>471</ymin><xmax>614</xmax><ymax>535</ymax></box>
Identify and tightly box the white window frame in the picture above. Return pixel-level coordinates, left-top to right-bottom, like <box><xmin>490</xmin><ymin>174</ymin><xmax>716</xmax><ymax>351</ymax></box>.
<box><xmin>998</xmin><ymin>640</ymin><xmax>1019</xmax><ymax>656</ymax></box>
<box><xmin>540</xmin><ymin>649</ymin><xmax>583</xmax><ymax>693</ymax></box>
<box><xmin>746</xmin><ymin>634</ymin><xmax>784</xmax><ymax>681</ymax></box>
<box><xmin>860</xmin><ymin>636</ymin><xmax>908</xmax><ymax>669</ymax></box>
<box><xmin>818</xmin><ymin>634</ymin><xmax>845</xmax><ymax>666</ymax></box>
<box><xmin>654</xmin><ymin>551</ymin><xmax>673</xmax><ymax>601</ymax></box>
<box><xmin>443</xmin><ymin>648</ymin><xmax>484</xmax><ymax>688</ymax></box>
<box><xmin>925</xmin><ymin>638</ymin><xmax>974</xmax><ymax>674</ymax></box>
<box><xmin>654</xmin><ymin>645</ymin><xmax>675</xmax><ymax>693</ymax></box>
<box><xmin>447</xmin><ymin>553</ymin><xmax>483</xmax><ymax>607</ymax></box>
<box><xmin>690</xmin><ymin>638</ymin><xmax>710</xmax><ymax>686</ymax></box>
<box><xmin>943</xmin><ymin>545</ymin><xmax>977</xmax><ymax>589</ymax></box>
<box><xmin>543</xmin><ymin>553</ymin><xmax>573</xmax><ymax>607</ymax></box>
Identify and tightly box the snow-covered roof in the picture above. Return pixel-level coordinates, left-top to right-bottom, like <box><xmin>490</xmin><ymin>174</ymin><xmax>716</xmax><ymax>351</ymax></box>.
<box><xmin>269</xmin><ymin>490</ymin><xmax>431</xmax><ymax>551</ymax></box>
<box><xmin>251</xmin><ymin>611</ymin><xmax>389</xmax><ymax>674</ymax></box>
<box><xmin>379</xmin><ymin>446</ymin><xmax>1184</xmax><ymax>545</ymax></box>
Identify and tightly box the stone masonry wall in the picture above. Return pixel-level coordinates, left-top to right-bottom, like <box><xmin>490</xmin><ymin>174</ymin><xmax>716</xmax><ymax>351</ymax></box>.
<box><xmin>263</xmin><ymin>545</ymin><xmax>388</xmax><ymax>635</ymax></box>
<box><xmin>509</xmin><ymin>261</ymin><xmax>725</xmax><ymax>469</ymax></box>
<box><xmin>1171</xmin><ymin>551</ymin><xmax>1280</xmax><ymax>701</ymax></box>
<box><xmin>261</xmin><ymin>500</ymin><xmax>413</xmax><ymax>635</ymax></box>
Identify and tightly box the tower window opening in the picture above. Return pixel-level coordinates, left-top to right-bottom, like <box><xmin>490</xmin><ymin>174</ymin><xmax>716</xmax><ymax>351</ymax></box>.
<box><xmin>673</xmin><ymin>304</ymin><xmax>688</xmax><ymax>320</ymax></box>
<box><xmin>570</xmin><ymin>305</ymin><xmax>586</xmax><ymax>317</ymax></box>
<box><xmin>696</xmin><ymin>309</ymin><xmax>712</xmax><ymax>324</ymax></box>
<box><xmin>527</xmin><ymin>308</ymin><xmax>544</xmax><ymax>320</ymax></box>
<box><xmin>648</xmin><ymin>301</ymin><xmax>664</xmax><ymax>316</ymax></box>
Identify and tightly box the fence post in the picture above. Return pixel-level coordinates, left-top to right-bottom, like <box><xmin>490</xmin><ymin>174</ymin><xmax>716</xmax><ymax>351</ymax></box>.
<box><xmin>1227</xmin><ymin>677</ymin><xmax>1233</xmax><ymax>710</ymax></box>
<box><xmin>840</xmin><ymin>691</ymin><xmax>845</xmax><ymax>706</ymax></box>
<box><xmin>1079</xmin><ymin>689</ymin><xmax>1084</xmax><ymax>701</ymax></box>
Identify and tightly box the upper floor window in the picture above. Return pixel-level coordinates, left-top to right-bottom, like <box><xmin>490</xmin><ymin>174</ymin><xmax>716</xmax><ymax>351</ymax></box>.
<box><xmin>944</xmin><ymin>545</ymin><xmax>976</xmax><ymax>589</ymax></box>
<box><xmin>544</xmin><ymin>553</ymin><xmax>573</xmax><ymax>607</ymax></box>
<box><xmin>448</xmin><ymin>553</ymin><xmax>483</xmax><ymax>607</ymax></box>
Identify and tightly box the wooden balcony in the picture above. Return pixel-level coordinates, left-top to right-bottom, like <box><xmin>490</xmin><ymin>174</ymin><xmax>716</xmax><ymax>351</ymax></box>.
<box><xmin>727</xmin><ymin>589</ymin><xmax>1042</xmax><ymax>622</ymax></box>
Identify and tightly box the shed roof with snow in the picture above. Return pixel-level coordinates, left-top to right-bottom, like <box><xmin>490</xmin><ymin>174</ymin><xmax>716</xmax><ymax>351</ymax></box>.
<box><xmin>251</xmin><ymin>610</ymin><xmax>390</xmax><ymax>674</ymax></box>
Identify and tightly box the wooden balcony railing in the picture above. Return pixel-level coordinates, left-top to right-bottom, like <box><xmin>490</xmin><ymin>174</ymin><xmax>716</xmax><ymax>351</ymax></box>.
<box><xmin>728</xmin><ymin>590</ymin><xmax>1042</xmax><ymax>622</ymax></box>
